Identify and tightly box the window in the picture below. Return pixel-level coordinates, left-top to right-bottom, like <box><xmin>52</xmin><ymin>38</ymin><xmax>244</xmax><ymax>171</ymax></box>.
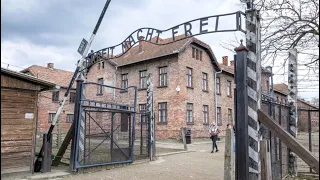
<box><xmin>216</xmin><ymin>77</ymin><xmax>221</xmax><ymax>95</ymax></box>
<box><xmin>52</xmin><ymin>91</ymin><xmax>59</xmax><ymax>102</ymax></box>
<box><xmin>196</xmin><ymin>49</ymin><xmax>199</xmax><ymax>60</ymax></box>
<box><xmin>277</xmin><ymin>96</ymin><xmax>279</xmax><ymax>103</ymax></box>
<box><xmin>200</xmin><ymin>51</ymin><xmax>203</xmax><ymax>61</ymax></box>
<box><xmin>97</xmin><ymin>78</ymin><xmax>103</xmax><ymax>94</ymax></box>
<box><xmin>227</xmin><ymin>80</ymin><xmax>232</xmax><ymax>97</ymax></box>
<box><xmin>66</xmin><ymin>114</ymin><xmax>74</xmax><ymax>123</ymax></box>
<box><xmin>158</xmin><ymin>102</ymin><xmax>167</xmax><ymax>123</ymax></box>
<box><xmin>203</xmin><ymin>105</ymin><xmax>209</xmax><ymax>124</ymax></box>
<box><xmin>48</xmin><ymin>113</ymin><xmax>56</xmax><ymax>123</ymax></box>
<box><xmin>217</xmin><ymin>107</ymin><xmax>222</xmax><ymax>126</ymax></box>
<box><xmin>192</xmin><ymin>47</ymin><xmax>195</xmax><ymax>58</ymax></box>
<box><xmin>140</xmin><ymin>71</ymin><xmax>147</xmax><ymax>89</ymax></box>
<box><xmin>99</xmin><ymin>62</ymin><xmax>105</xmax><ymax>70</ymax></box>
<box><xmin>202</xmin><ymin>73</ymin><xmax>208</xmax><ymax>91</ymax></box>
<box><xmin>186</xmin><ymin>103</ymin><xmax>193</xmax><ymax>123</ymax></box>
<box><xmin>69</xmin><ymin>92</ymin><xmax>76</xmax><ymax>103</ymax></box>
<box><xmin>159</xmin><ymin>67</ymin><xmax>167</xmax><ymax>87</ymax></box>
<box><xmin>139</xmin><ymin>104</ymin><xmax>147</xmax><ymax>123</ymax></box>
<box><xmin>121</xmin><ymin>74</ymin><xmax>128</xmax><ymax>89</ymax></box>
<box><xmin>186</xmin><ymin>67</ymin><xmax>192</xmax><ymax>87</ymax></box>
<box><xmin>266</xmin><ymin>80</ymin><xmax>270</xmax><ymax>92</ymax></box>
<box><xmin>228</xmin><ymin>109</ymin><xmax>232</xmax><ymax>124</ymax></box>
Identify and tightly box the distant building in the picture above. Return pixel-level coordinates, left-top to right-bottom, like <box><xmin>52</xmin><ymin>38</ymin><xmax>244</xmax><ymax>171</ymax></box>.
<box><xmin>85</xmin><ymin>35</ymin><xmax>221</xmax><ymax>139</ymax></box>
<box><xmin>21</xmin><ymin>63</ymin><xmax>76</xmax><ymax>134</ymax></box>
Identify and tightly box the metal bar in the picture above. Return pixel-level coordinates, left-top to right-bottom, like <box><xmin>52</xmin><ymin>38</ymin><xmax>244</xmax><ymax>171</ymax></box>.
<box><xmin>69</xmin><ymin>78</ymin><xmax>83</xmax><ymax>172</ymax></box>
<box><xmin>235</xmin><ymin>45</ymin><xmax>249</xmax><ymax>180</ymax></box>
<box><xmin>279</xmin><ymin>105</ymin><xmax>283</xmax><ymax>177</ymax></box>
<box><xmin>308</xmin><ymin>109</ymin><xmax>312</xmax><ymax>173</ymax></box>
<box><xmin>93</xmin><ymin>0</ymin><xmax>111</xmax><ymax>34</ymax></box>
<box><xmin>110</xmin><ymin>112</ymin><xmax>114</xmax><ymax>161</ymax></box>
<box><xmin>75</xmin><ymin>159</ymin><xmax>133</xmax><ymax>169</ymax></box>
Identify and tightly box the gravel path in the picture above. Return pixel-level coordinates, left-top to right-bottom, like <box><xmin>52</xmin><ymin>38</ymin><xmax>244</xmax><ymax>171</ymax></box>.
<box><xmin>63</xmin><ymin>142</ymin><xmax>225</xmax><ymax>180</ymax></box>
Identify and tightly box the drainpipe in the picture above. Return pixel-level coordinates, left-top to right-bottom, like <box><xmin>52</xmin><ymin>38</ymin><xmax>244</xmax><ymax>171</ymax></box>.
<box><xmin>215</xmin><ymin>69</ymin><xmax>223</xmax><ymax>124</ymax></box>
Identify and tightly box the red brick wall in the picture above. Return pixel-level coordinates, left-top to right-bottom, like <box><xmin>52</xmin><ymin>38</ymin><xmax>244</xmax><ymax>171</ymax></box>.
<box><xmin>37</xmin><ymin>88</ymin><xmax>75</xmax><ymax>133</ymax></box>
<box><xmin>216</xmin><ymin>72</ymin><xmax>234</xmax><ymax>136</ymax></box>
<box><xmin>297</xmin><ymin>100</ymin><xmax>319</xmax><ymax>131</ymax></box>
<box><xmin>85</xmin><ymin>44</ymin><xmax>217</xmax><ymax>140</ymax></box>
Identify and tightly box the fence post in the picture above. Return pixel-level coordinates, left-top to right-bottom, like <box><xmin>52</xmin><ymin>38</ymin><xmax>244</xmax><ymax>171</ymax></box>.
<box><xmin>308</xmin><ymin>109</ymin><xmax>312</xmax><ymax>173</ymax></box>
<box><xmin>288</xmin><ymin>48</ymin><xmax>298</xmax><ymax>176</ymax></box>
<box><xmin>41</xmin><ymin>133</ymin><xmax>52</xmax><ymax>173</ymax></box>
<box><xmin>181</xmin><ymin>127</ymin><xmax>187</xmax><ymax>150</ymax></box>
<box><xmin>260</xmin><ymin>140</ymin><xmax>271</xmax><ymax>180</ymax></box>
<box><xmin>224</xmin><ymin>128</ymin><xmax>234</xmax><ymax>180</ymax></box>
<box><xmin>69</xmin><ymin>77</ymin><xmax>84</xmax><ymax>172</ymax></box>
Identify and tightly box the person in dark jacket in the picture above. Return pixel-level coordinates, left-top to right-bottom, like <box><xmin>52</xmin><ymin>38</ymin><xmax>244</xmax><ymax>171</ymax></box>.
<box><xmin>209</xmin><ymin>122</ymin><xmax>220</xmax><ymax>153</ymax></box>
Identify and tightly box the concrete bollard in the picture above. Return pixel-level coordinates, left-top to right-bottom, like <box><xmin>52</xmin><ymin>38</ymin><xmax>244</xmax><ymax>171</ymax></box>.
<box><xmin>224</xmin><ymin>128</ymin><xmax>234</xmax><ymax>180</ymax></box>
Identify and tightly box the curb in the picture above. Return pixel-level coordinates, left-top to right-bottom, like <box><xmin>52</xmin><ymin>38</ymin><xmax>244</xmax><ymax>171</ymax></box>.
<box><xmin>156</xmin><ymin>150</ymin><xmax>196</xmax><ymax>157</ymax></box>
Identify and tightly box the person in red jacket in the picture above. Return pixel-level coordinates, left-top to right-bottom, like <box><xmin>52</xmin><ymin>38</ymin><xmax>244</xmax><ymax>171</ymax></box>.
<box><xmin>209</xmin><ymin>122</ymin><xmax>220</xmax><ymax>153</ymax></box>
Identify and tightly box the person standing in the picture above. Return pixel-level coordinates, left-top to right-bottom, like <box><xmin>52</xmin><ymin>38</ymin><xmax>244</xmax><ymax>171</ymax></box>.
<box><xmin>209</xmin><ymin>122</ymin><xmax>220</xmax><ymax>153</ymax></box>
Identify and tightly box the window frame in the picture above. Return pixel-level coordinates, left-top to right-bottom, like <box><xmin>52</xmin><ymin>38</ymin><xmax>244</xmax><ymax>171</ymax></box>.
<box><xmin>216</xmin><ymin>77</ymin><xmax>221</xmax><ymax>95</ymax></box>
<box><xmin>66</xmin><ymin>114</ymin><xmax>74</xmax><ymax>123</ymax></box>
<box><xmin>227</xmin><ymin>80</ymin><xmax>232</xmax><ymax>97</ymax></box>
<box><xmin>52</xmin><ymin>91</ymin><xmax>59</xmax><ymax>102</ymax></box>
<box><xmin>202</xmin><ymin>72</ymin><xmax>208</xmax><ymax>91</ymax></box>
<box><xmin>159</xmin><ymin>67</ymin><xmax>168</xmax><ymax>87</ymax></box>
<box><xmin>192</xmin><ymin>47</ymin><xmax>195</xmax><ymax>58</ymax></box>
<box><xmin>139</xmin><ymin>104</ymin><xmax>147</xmax><ymax>123</ymax></box>
<box><xmin>48</xmin><ymin>113</ymin><xmax>56</xmax><ymax>123</ymax></box>
<box><xmin>140</xmin><ymin>70</ymin><xmax>147</xmax><ymax>89</ymax></box>
<box><xmin>228</xmin><ymin>108</ymin><xmax>232</xmax><ymax>124</ymax></box>
<box><xmin>217</xmin><ymin>107</ymin><xmax>222</xmax><ymax>126</ymax></box>
<box><xmin>97</xmin><ymin>78</ymin><xmax>104</xmax><ymax>95</ymax></box>
<box><xmin>186</xmin><ymin>67</ymin><xmax>193</xmax><ymax>88</ymax></box>
<box><xmin>121</xmin><ymin>74</ymin><xmax>128</xmax><ymax>89</ymax></box>
<box><xmin>186</xmin><ymin>103</ymin><xmax>193</xmax><ymax>124</ymax></box>
<box><xmin>69</xmin><ymin>92</ymin><xmax>76</xmax><ymax>103</ymax></box>
<box><xmin>203</xmin><ymin>105</ymin><xmax>209</xmax><ymax>124</ymax></box>
<box><xmin>158</xmin><ymin>102</ymin><xmax>167</xmax><ymax>123</ymax></box>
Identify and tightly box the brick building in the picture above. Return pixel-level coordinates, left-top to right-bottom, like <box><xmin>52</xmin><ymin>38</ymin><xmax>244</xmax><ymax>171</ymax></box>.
<box><xmin>85</xmin><ymin>35</ymin><xmax>221</xmax><ymax>140</ymax></box>
<box><xmin>216</xmin><ymin>56</ymin><xmax>235</xmax><ymax>135</ymax></box>
<box><xmin>21</xmin><ymin>64</ymin><xmax>76</xmax><ymax>134</ymax></box>
<box><xmin>272</xmin><ymin>83</ymin><xmax>319</xmax><ymax>131</ymax></box>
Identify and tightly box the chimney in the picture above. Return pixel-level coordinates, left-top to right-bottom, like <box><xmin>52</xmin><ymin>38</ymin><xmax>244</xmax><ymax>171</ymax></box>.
<box><xmin>222</xmin><ymin>56</ymin><xmax>228</xmax><ymax>66</ymax></box>
<box><xmin>47</xmin><ymin>63</ymin><xmax>54</xmax><ymax>69</ymax></box>
<box><xmin>230</xmin><ymin>60</ymin><xmax>234</xmax><ymax>67</ymax></box>
<box><xmin>138</xmin><ymin>36</ymin><xmax>145</xmax><ymax>53</ymax></box>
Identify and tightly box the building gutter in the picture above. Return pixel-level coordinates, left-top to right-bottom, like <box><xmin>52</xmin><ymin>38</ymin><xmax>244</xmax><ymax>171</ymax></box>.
<box><xmin>214</xmin><ymin>69</ymin><xmax>223</xmax><ymax>124</ymax></box>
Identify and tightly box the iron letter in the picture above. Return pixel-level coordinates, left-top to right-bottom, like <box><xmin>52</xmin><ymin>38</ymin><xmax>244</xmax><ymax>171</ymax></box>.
<box><xmin>184</xmin><ymin>22</ymin><xmax>193</xmax><ymax>37</ymax></box>
<box><xmin>172</xmin><ymin>26</ymin><xmax>179</xmax><ymax>41</ymax></box>
<box><xmin>156</xmin><ymin>30</ymin><xmax>162</xmax><ymax>44</ymax></box>
<box><xmin>137</xmin><ymin>29</ymin><xmax>143</xmax><ymax>41</ymax></box>
<box><xmin>200</xmin><ymin>18</ymin><xmax>209</xmax><ymax>33</ymax></box>
<box><xmin>146</xmin><ymin>28</ymin><xmax>154</xmax><ymax>42</ymax></box>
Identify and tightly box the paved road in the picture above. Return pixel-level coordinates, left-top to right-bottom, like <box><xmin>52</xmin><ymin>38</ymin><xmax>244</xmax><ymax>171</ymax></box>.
<box><xmin>63</xmin><ymin>142</ymin><xmax>225</xmax><ymax>180</ymax></box>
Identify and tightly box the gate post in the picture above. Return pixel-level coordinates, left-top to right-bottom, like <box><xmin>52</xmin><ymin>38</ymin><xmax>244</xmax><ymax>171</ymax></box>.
<box><xmin>69</xmin><ymin>77</ymin><xmax>84</xmax><ymax>172</ymax></box>
<box><xmin>288</xmin><ymin>48</ymin><xmax>298</xmax><ymax>176</ymax></box>
<box><xmin>147</xmin><ymin>73</ymin><xmax>155</xmax><ymax>160</ymax></box>
<box><xmin>235</xmin><ymin>8</ymin><xmax>261</xmax><ymax>180</ymax></box>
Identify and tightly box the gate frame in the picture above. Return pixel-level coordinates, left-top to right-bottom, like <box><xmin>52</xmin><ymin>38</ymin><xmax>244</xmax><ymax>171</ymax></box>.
<box><xmin>70</xmin><ymin>79</ymin><xmax>138</xmax><ymax>171</ymax></box>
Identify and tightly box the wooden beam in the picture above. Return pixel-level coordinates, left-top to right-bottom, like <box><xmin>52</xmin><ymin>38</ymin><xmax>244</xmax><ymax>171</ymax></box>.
<box><xmin>52</xmin><ymin>125</ymin><xmax>73</xmax><ymax>166</ymax></box>
<box><xmin>257</xmin><ymin>109</ymin><xmax>319</xmax><ymax>174</ymax></box>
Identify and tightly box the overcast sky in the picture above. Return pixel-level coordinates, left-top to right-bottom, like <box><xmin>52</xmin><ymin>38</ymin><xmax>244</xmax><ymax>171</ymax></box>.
<box><xmin>1</xmin><ymin>0</ymin><xmax>318</xmax><ymax>100</ymax></box>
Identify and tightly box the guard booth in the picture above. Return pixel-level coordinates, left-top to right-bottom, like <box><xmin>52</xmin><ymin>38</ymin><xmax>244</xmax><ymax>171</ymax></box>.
<box><xmin>1</xmin><ymin>68</ymin><xmax>55</xmax><ymax>176</ymax></box>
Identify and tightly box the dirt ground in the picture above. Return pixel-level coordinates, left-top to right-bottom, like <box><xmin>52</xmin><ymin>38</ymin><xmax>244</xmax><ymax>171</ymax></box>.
<box><xmin>63</xmin><ymin>141</ymin><xmax>225</xmax><ymax>180</ymax></box>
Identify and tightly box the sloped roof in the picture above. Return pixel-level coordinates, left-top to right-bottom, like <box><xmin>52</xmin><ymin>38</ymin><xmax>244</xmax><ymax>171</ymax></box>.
<box><xmin>1</xmin><ymin>68</ymin><xmax>55</xmax><ymax>90</ymax></box>
<box><xmin>273</xmin><ymin>83</ymin><xmax>290</xmax><ymax>95</ymax></box>
<box><xmin>106</xmin><ymin>35</ymin><xmax>220</xmax><ymax>70</ymax></box>
<box><xmin>298</xmin><ymin>98</ymin><xmax>319</xmax><ymax>109</ymax></box>
<box><xmin>20</xmin><ymin>65</ymin><xmax>75</xmax><ymax>88</ymax></box>
<box><xmin>219</xmin><ymin>64</ymin><xmax>234</xmax><ymax>76</ymax></box>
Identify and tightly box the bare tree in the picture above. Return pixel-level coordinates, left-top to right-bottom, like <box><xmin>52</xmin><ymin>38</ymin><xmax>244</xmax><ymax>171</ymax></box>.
<box><xmin>221</xmin><ymin>0</ymin><xmax>319</xmax><ymax>79</ymax></box>
<box><xmin>311</xmin><ymin>97</ymin><xmax>319</xmax><ymax>107</ymax></box>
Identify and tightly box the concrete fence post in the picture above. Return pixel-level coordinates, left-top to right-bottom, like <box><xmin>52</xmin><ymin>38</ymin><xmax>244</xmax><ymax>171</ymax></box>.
<box><xmin>224</xmin><ymin>128</ymin><xmax>234</xmax><ymax>180</ymax></box>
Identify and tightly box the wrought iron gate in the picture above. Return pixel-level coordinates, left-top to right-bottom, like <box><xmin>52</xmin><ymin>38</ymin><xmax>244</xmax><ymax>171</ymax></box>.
<box><xmin>70</xmin><ymin>79</ymin><xmax>138</xmax><ymax>170</ymax></box>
